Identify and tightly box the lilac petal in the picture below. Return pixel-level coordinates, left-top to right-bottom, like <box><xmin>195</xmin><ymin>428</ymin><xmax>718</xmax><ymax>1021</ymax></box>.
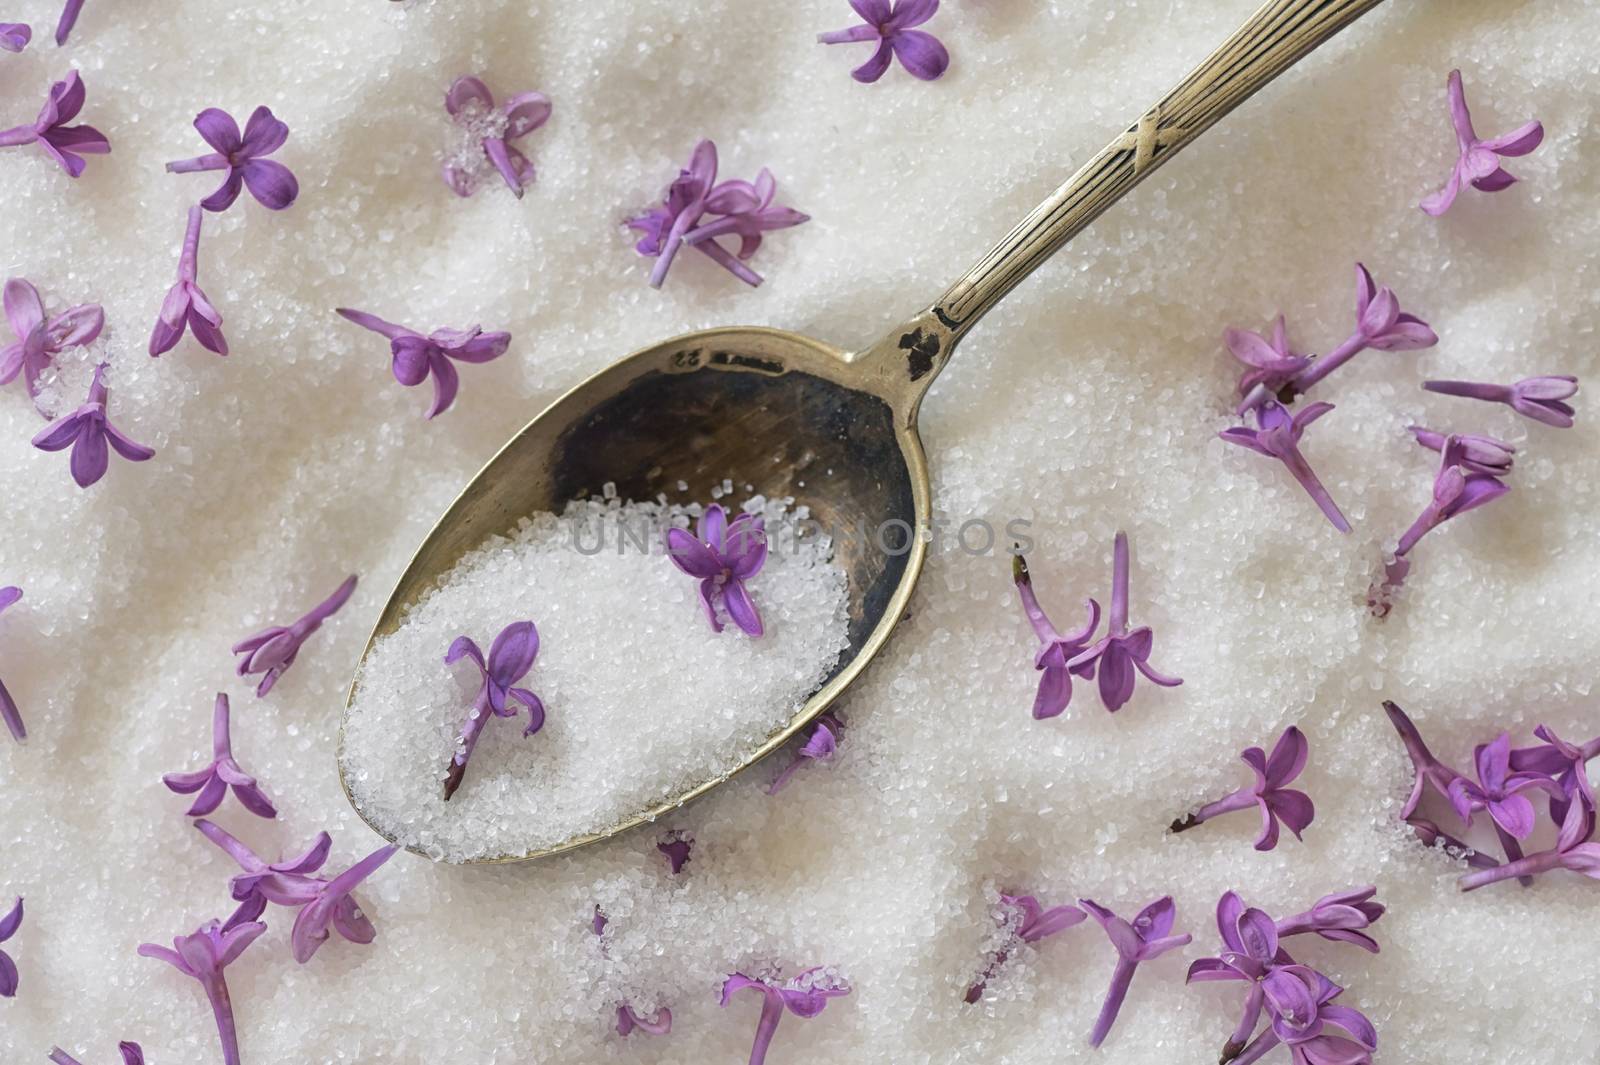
<box><xmin>698</xmin><ymin>504</ymin><xmax>728</xmax><ymax>552</ymax></box>
<box><xmin>162</xmin><ymin>767</ymin><xmax>215</xmax><ymax>793</ymax></box>
<box><xmin>0</xmin><ymin>23</ymin><xmax>29</xmax><ymax>52</ymax></box>
<box><xmin>1476</xmin><ymin>734</ymin><xmax>1512</xmax><ymax>793</ymax></box>
<box><xmin>32</xmin><ymin>412</ymin><xmax>83</xmax><ymax>452</ymax></box>
<box><xmin>1419</xmin><ymin>164</ymin><xmax>1463</xmax><ymax>217</ymax></box>
<box><xmin>1219</xmin><ymin>426</ymin><xmax>1273</xmax><ymax>456</ymax></box>
<box><xmin>187</xmin><ymin>304</ymin><xmax>228</xmax><ymax>356</ymax></box>
<box><xmin>723</xmin><ymin>579</ymin><xmax>764</xmax><ymax>637</ymax></box>
<box><xmin>186</xmin><ymin>774</ymin><xmax>228</xmax><ymax>816</ymax></box>
<box><xmin>331</xmin><ymin>895</ymin><xmax>377</xmax><ymax>944</ymax></box>
<box><xmin>1488</xmin><ymin>794</ymin><xmax>1536</xmax><ymax>840</ymax></box>
<box><xmin>851</xmin><ymin>39</ymin><xmax>896</xmax><ymax>83</ymax></box>
<box><xmin>0</xmin><ymin>586</ymin><xmax>18</xmax><ymax>613</ymax></box>
<box><xmin>0</xmin><ymin>951</ymin><xmax>17</xmax><ymax>996</ymax></box>
<box><xmin>69</xmin><ymin>424</ymin><xmax>108</xmax><ymax>487</ymax></box>
<box><xmin>890</xmin><ymin>29</ymin><xmax>949</xmax><ymax>81</ymax></box>
<box><xmin>1447</xmin><ymin>777</ymin><xmax>1483</xmax><ymax>825</ymax></box>
<box><xmin>848</xmin><ymin>0</ymin><xmax>893</xmax><ymax>23</ymax></box>
<box><xmin>1267</xmin><ymin>790</ymin><xmax>1316</xmax><ymax>839</ymax></box>
<box><xmin>0</xmin><ymin>898</ymin><xmax>21</xmax><ymax>941</ymax></box>
<box><xmin>119</xmin><ymin>1043</ymin><xmax>144</xmax><ymax>1065</ymax></box>
<box><xmin>1320</xmin><ymin>1006</ymin><xmax>1378</xmax><ymax>1050</ymax></box>
<box><xmin>1483</xmin><ymin>120</ymin><xmax>1544</xmax><ymax>157</ymax></box>
<box><xmin>1264</xmin><ymin>727</ymin><xmax>1309</xmax><ymax>788</ymax></box>
<box><xmin>1471</xmin><ymin>166</ymin><xmax>1517</xmax><ymax>193</ymax></box>
<box><xmin>241</xmin><ymin>158</ymin><xmax>298</xmax><ymax>210</ymax></box>
<box><xmin>1024</xmin><ymin>904</ymin><xmax>1086</xmax><ymax>940</ymax></box>
<box><xmin>1255</xmin><ymin>802</ymin><xmax>1282</xmax><ymax>851</ymax></box>
<box><xmin>424</xmin><ymin>355</ymin><xmax>458</xmax><ymax>419</ymax></box>
<box><xmin>509</xmin><ymin>688</ymin><xmax>545</xmax><ymax>735</ymax></box>
<box><xmin>888</xmin><ymin>0</ymin><xmax>940</xmax><ymax>29</ymax></box>
<box><xmin>1133</xmin><ymin>896</ymin><xmax>1177</xmax><ymax>940</ymax></box>
<box><xmin>49</xmin><ymin>303</ymin><xmax>104</xmax><ymax>348</ymax></box>
<box><xmin>501</xmin><ymin>92</ymin><xmax>552</xmax><ymax>139</ymax></box>
<box><xmin>103</xmin><ymin>421</ymin><xmax>155</xmax><ymax>462</ymax></box>
<box><xmin>487</xmin><ymin>620</ymin><xmax>539</xmax><ymax>684</ymax></box>
<box><xmin>200</xmin><ymin>170</ymin><xmax>245</xmax><ymax>213</ymax></box>
<box><xmin>1216</xmin><ymin>892</ymin><xmax>1246</xmax><ymax>952</ymax></box>
<box><xmin>482</xmin><ymin>136</ymin><xmax>527</xmax><ymax>197</ymax></box>
<box><xmin>193</xmin><ymin>108</ymin><xmax>243</xmax><ymax>153</ymax></box>
<box><xmin>231</xmin><ymin>781</ymin><xmax>278</xmax><ymax>820</ymax></box>
<box><xmin>1032</xmin><ymin>664</ymin><xmax>1071</xmax><ymax>720</ymax></box>
<box><xmin>697</xmin><ymin>578</ymin><xmax>723</xmax><ymax>633</ymax></box>
<box><xmin>389</xmin><ymin>337</ymin><xmax>432</xmax><ymax>386</ymax></box>
<box><xmin>664</xmin><ymin>528</ymin><xmax>722</xmax><ymax>578</ymax></box>
<box><xmin>447</xmin><ymin>330</ymin><xmax>511</xmax><ymax>363</ymax></box>
<box><xmin>1095</xmin><ymin>645</ymin><xmax>1135</xmax><ymax>712</ymax></box>
<box><xmin>1236</xmin><ymin>908</ymin><xmax>1278</xmax><ymax>961</ymax></box>
<box><xmin>4</xmin><ymin>279</ymin><xmax>45</xmax><ymax>340</ymax></box>
<box><xmin>1444</xmin><ymin>70</ymin><xmax>1475</xmax><ymax>147</ymax></box>
<box><xmin>238</xmin><ymin>106</ymin><xmax>289</xmax><ymax>157</ymax></box>
<box><xmin>445</xmin><ymin>75</ymin><xmax>495</xmax><ymax>118</ymax></box>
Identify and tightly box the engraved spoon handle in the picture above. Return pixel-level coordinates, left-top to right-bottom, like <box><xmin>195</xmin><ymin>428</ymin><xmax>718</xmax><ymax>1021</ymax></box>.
<box><xmin>863</xmin><ymin>0</ymin><xmax>1388</xmax><ymax>406</ymax></box>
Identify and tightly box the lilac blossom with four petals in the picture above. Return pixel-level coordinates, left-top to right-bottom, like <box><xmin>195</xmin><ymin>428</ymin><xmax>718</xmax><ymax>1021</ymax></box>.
<box><xmin>1079</xmin><ymin>896</ymin><xmax>1191</xmax><ymax>1048</ymax></box>
<box><xmin>1275</xmin><ymin>886</ymin><xmax>1385</xmax><ymax>955</ymax></box>
<box><xmin>288</xmin><ymin>843</ymin><xmax>398</xmax><ymax>963</ymax></box>
<box><xmin>681</xmin><ymin>167</ymin><xmax>811</xmax><ymax>263</ymax></box>
<box><xmin>1447</xmin><ymin>732</ymin><xmax>1566</xmax><ymax>880</ymax></box>
<box><xmin>1514</xmin><ymin>724</ymin><xmax>1600</xmax><ymax>833</ymax></box>
<box><xmin>137</xmin><ymin>919</ymin><xmax>266</xmax><ymax>1065</ymax></box>
<box><xmin>656</xmin><ymin>830</ymin><xmax>693</xmax><ymax>874</ymax></box>
<box><xmin>48</xmin><ymin>1043</ymin><xmax>144</xmax><ymax>1065</ymax></box>
<box><xmin>55</xmin><ymin>0</ymin><xmax>84</xmax><ymax>45</ymax></box>
<box><xmin>32</xmin><ymin>363</ymin><xmax>155</xmax><ymax>488</ymax></box>
<box><xmin>1423</xmin><ymin>375</ymin><xmax>1579</xmax><ymax>429</ymax></box>
<box><xmin>162</xmin><ymin>693</ymin><xmax>277</xmax><ymax>819</ymax></box>
<box><xmin>1232</xmin><ymin>964</ymin><xmax>1378</xmax><ymax>1065</ymax></box>
<box><xmin>1394</xmin><ymin>435</ymin><xmax>1511</xmax><ymax>558</ymax></box>
<box><xmin>442</xmin><ymin>620</ymin><xmax>546</xmax><ymax>800</ymax></box>
<box><xmin>149</xmin><ymin>206</ymin><xmax>226</xmax><ymax>356</ymax></box>
<box><xmin>336</xmin><ymin>308</ymin><xmax>511</xmax><ymax>420</ymax></box>
<box><xmin>965</xmin><ymin>892</ymin><xmax>1085</xmax><ymax>1003</ymax></box>
<box><xmin>0</xmin><ymin>586</ymin><xmax>23</xmax><ymax>742</ymax></box>
<box><xmin>1171</xmin><ymin>727</ymin><xmax>1316</xmax><ymax>851</ymax></box>
<box><xmin>720</xmin><ymin>967</ymin><xmax>851</xmax><ymax>1065</ymax></box>
<box><xmin>1420</xmin><ymin>70</ymin><xmax>1544</xmax><ymax>217</ymax></box>
<box><xmin>1065</xmin><ymin>532</ymin><xmax>1181</xmax><ymax>712</ymax></box>
<box><xmin>817</xmin><ymin>0</ymin><xmax>950</xmax><ymax>83</ymax></box>
<box><xmin>0</xmin><ymin>896</ymin><xmax>21</xmax><ymax>997</ymax></box>
<box><xmin>1225</xmin><ymin>316</ymin><xmax>1312</xmax><ymax>404</ymax></box>
<box><xmin>0</xmin><ymin>23</ymin><xmax>28</xmax><ymax>52</ymax></box>
<box><xmin>767</xmin><ymin>712</ymin><xmax>842</xmax><ymax>795</ymax></box>
<box><xmin>441</xmin><ymin>75</ymin><xmax>551</xmax><ymax>198</ymax></box>
<box><xmin>0</xmin><ymin>70</ymin><xmax>109</xmax><ymax>177</ymax></box>
<box><xmin>1409</xmin><ymin>426</ymin><xmax>1514</xmax><ymax>476</ymax></box>
<box><xmin>2</xmin><ymin>277</ymin><xmax>104</xmax><ymax>411</ymax></box>
<box><xmin>1221</xmin><ymin>400</ymin><xmax>1350</xmax><ymax>533</ymax></box>
<box><xmin>664</xmin><ymin>503</ymin><xmax>768</xmax><ymax>637</ymax></box>
<box><xmin>1186</xmin><ymin>894</ymin><xmax>1292</xmax><ymax>1062</ymax></box>
<box><xmin>165</xmin><ymin>106</ymin><xmax>298</xmax><ymax>211</ymax></box>
<box><xmin>1012</xmin><ymin>553</ymin><xmax>1099</xmax><ymax>720</ymax></box>
<box><xmin>231</xmin><ymin>574</ymin><xmax>357</xmax><ymax>697</ymax></box>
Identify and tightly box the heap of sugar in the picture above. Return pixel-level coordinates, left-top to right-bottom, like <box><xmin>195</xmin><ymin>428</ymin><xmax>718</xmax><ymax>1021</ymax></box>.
<box><xmin>341</xmin><ymin>494</ymin><xmax>851</xmax><ymax>862</ymax></box>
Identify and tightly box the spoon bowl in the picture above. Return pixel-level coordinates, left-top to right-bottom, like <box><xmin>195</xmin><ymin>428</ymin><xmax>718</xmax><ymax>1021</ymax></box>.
<box><xmin>340</xmin><ymin>0</ymin><xmax>1389</xmax><ymax>862</ymax></box>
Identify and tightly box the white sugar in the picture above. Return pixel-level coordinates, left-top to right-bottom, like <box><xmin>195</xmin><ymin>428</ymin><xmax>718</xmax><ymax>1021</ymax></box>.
<box><xmin>342</xmin><ymin>495</ymin><xmax>850</xmax><ymax>862</ymax></box>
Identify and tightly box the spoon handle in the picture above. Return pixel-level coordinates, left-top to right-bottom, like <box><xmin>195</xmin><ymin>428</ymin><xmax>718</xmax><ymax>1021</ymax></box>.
<box><xmin>928</xmin><ymin>0</ymin><xmax>1386</xmax><ymax>342</ymax></box>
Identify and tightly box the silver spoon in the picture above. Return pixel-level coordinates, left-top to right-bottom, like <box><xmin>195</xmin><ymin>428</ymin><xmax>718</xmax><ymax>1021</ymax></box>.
<box><xmin>341</xmin><ymin>0</ymin><xmax>1388</xmax><ymax>863</ymax></box>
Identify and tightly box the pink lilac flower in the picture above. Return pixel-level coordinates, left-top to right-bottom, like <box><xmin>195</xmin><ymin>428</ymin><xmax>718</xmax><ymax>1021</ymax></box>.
<box><xmin>1409</xmin><ymin>426</ymin><xmax>1514</xmax><ymax>476</ymax></box>
<box><xmin>54</xmin><ymin>0</ymin><xmax>83</xmax><ymax>44</ymax></box>
<box><xmin>1220</xmin><ymin>400</ymin><xmax>1350</xmax><ymax>533</ymax></box>
<box><xmin>626</xmin><ymin>140</ymin><xmax>807</xmax><ymax>289</ymax></box>
<box><xmin>1186</xmin><ymin>894</ymin><xmax>1292</xmax><ymax>1062</ymax></box>
<box><xmin>1420</xmin><ymin>70</ymin><xmax>1544</xmax><ymax>217</ymax></box>
<box><xmin>162</xmin><ymin>693</ymin><xmax>277</xmax><ymax>819</ymax></box>
<box><xmin>1170</xmin><ymin>727</ymin><xmax>1315</xmax><ymax>850</ymax></box>
<box><xmin>817</xmin><ymin>0</ymin><xmax>950</xmax><ymax>83</ymax></box>
<box><xmin>965</xmin><ymin>891</ymin><xmax>1085</xmax><ymax>1003</ymax></box>
<box><xmin>664</xmin><ymin>503</ymin><xmax>768</xmax><ymax>636</ymax></box>
<box><xmin>149</xmin><ymin>206</ymin><xmax>226</xmax><ymax>357</ymax></box>
<box><xmin>1011</xmin><ymin>553</ymin><xmax>1099</xmax><ymax>720</ymax></box>
<box><xmin>1422</xmin><ymin>375</ymin><xmax>1578</xmax><ymax>429</ymax></box>
<box><xmin>441</xmin><ymin>75</ymin><xmax>551</xmax><ymax>198</ymax></box>
<box><xmin>767</xmin><ymin>712</ymin><xmax>842</xmax><ymax>794</ymax></box>
<box><xmin>442</xmin><ymin>620</ymin><xmax>546</xmax><ymax>800</ymax></box>
<box><xmin>1065</xmin><ymin>532</ymin><xmax>1181</xmax><ymax>713</ymax></box>
<box><xmin>0</xmin><ymin>896</ymin><xmax>21</xmax><ymax>997</ymax></box>
<box><xmin>0</xmin><ymin>23</ymin><xmax>29</xmax><ymax>51</ymax></box>
<box><xmin>1225</xmin><ymin>316</ymin><xmax>1311</xmax><ymax>404</ymax></box>
<box><xmin>0</xmin><ymin>70</ymin><xmax>109</xmax><ymax>177</ymax></box>
<box><xmin>2</xmin><ymin>277</ymin><xmax>104</xmax><ymax>412</ymax></box>
<box><xmin>1395</xmin><ymin>435</ymin><xmax>1511</xmax><ymax>558</ymax></box>
<box><xmin>335</xmin><ymin>308</ymin><xmax>511</xmax><ymax>420</ymax></box>
<box><xmin>0</xmin><ymin>586</ymin><xmax>24</xmax><ymax>742</ymax></box>
<box><xmin>720</xmin><ymin>967</ymin><xmax>851</xmax><ymax>1065</ymax></box>
<box><xmin>48</xmin><ymin>1043</ymin><xmax>144</xmax><ymax>1065</ymax></box>
<box><xmin>1232</xmin><ymin>965</ymin><xmax>1378</xmax><ymax>1065</ymax></box>
<box><xmin>137</xmin><ymin>919</ymin><xmax>266</xmax><ymax>1065</ymax></box>
<box><xmin>231</xmin><ymin>574</ymin><xmax>357</xmax><ymax>698</ymax></box>
<box><xmin>656</xmin><ymin>830</ymin><xmax>693</xmax><ymax>874</ymax></box>
<box><xmin>32</xmin><ymin>363</ymin><xmax>155</xmax><ymax>488</ymax></box>
<box><xmin>1079</xmin><ymin>896</ymin><xmax>1191</xmax><ymax>1048</ymax></box>
<box><xmin>165</xmin><ymin>106</ymin><xmax>298</xmax><ymax>212</ymax></box>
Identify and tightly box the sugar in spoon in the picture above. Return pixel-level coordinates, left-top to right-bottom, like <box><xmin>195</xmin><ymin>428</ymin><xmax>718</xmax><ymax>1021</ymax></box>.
<box><xmin>341</xmin><ymin>0</ymin><xmax>1389</xmax><ymax>863</ymax></box>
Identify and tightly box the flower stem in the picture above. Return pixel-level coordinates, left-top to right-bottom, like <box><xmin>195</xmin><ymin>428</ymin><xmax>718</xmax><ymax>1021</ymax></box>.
<box><xmin>1172</xmin><ymin>789</ymin><xmax>1255</xmax><ymax>833</ymax></box>
<box><xmin>443</xmin><ymin>693</ymin><xmax>492</xmax><ymax>801</ymax></box>
<box><xmin>1459</xmin><ymin>848</ymin><xmax>1564</xmax><ymax>891</ymax></box>
<box><xmin>165</xmin><ymin>153</ymin><xmax>230</xmax><ymax>174</ymax></box>
<box><xmin>203</xmin><ymin>973</ymin><xmax>243</xmax><ymax>1065</ymax></box>
<box><xmin>1230</xmin><ymin>1027</ymin><xmax>1282</xmax><ymax>1065</ymax></box>
<box><xmin>180</xmin><ymin>206</ymin><xmax>204</xmax><ymax>283</ymax></box>
<box><xmin>1289</xmin><ymin>331</ymin><xmax>1365</xmax><ymax>395</ymax></box>
<box><xmin>746</xmin><ymin>990</ymin><xmax>785</xmax><ymax>1065</ymax></box>
<box><xmin>1224</xmin><ymin>983</ymin><xmax>1264</xmax><ymax>1061</ymax></box>
<box><xmin>1109</xmin><ymin>532</ymin><xmax>1130</xmax><ymax>636</ymax></box>
<box><xmin>1422</xmin><ymin>379</ymin><xmax>1512</xmax><ymax>403</ymax></box>
<box><xmin>1088</xmin><ymin>957</ymin><xmax>1138</xmax><ymax>1048</ymax></box>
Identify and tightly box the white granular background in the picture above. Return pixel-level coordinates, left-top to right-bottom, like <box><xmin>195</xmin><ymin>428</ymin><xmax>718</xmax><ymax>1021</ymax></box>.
<box><xmin>1</xmin><ymin>1</ymin><xmax>1596</xmax><ymax>1062</ymax></box>
<box><xmin>341</xmin><ymin>496</ymin><xmax>850</xmax><ymax>863</ymax></box>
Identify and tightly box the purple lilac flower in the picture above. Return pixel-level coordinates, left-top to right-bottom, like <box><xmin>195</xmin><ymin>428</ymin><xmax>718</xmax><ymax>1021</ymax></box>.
<box><xmin>194</xmin><ymin>820</ymin><xmax>369</xmax><ymax>944</ymax></box>
<box><xmin>138</xmin><ymin>919</ymin><xmax>266</xmax><ymax>1065</ymax></box>
<box><xmin>0</xmin><ymin>896</ymin><xmax>21</xmax><ymax>997</ymax></box>
<box><xmin>1225</xmin><ymin>316</ymin><xmax>1311</xmax><ymax>404</ymax></box>
<box><xmin>231</xmin><ymin>574</ymin><xmax>357</xmax><ymax>698</ymax></box>
<box><xmin>665</xmin><ymin>504</ymin><xmax>768</xmax><ymax>636</ymax></box>
<box><xmin>767</xmin><ymin>712</ymin><xmax>842</xmax><ymax>794</ymax></box>
<box><xmin>1186</xmin><ymin>894</ymin><xmax>1291</xmax><ymax>1062</ymax></box>
<box><xmin>1420</xmin><ymin>70</ymin><xmax>1544</xmax><ymax>217</ymax></box>
<box><xmin>1459</xmin><ymin>798</ymin><xmax>1600</xmax><ymax>892</ymax></box>
<box><xmin>54</xmin><ymin>0</ymin><xmax>83</xmax><ymax>45</ymax></box>
<box><xmin>162</xmin><ymin>693</ymin><xmax>277</xmax><ymax>819</ymax></box>
<box><xmin>3</xmin><ymin>278</ymin><xmax>105</xmax><ymax>414</ymax></box>
<box><xmin>1232</xmin><ymin>965</ymin><xmax>1378</xmax><ymax>1065</ymax></box>
<box><xmin>1221</xmin><ymin>400</ymin><xmax>1350</xmax><ymax>533</ymax></box>
<box><xmin>441</xmin><ymin>621</ymin><xmax>546</xmax><ymax>801</ymax></box>
<box><xmin>0</xmin><ymin>586</ymin><xmax>24</xmax><ymax>743</ymax></box>
<box><xmin>1382</xmin><ymin>701</ymin><xmax>1465</xmax><ymax>821</ymax></box>
<box><xmin>1447</xmin><ymin>732</ymin><xmax>1565</xmax><ymax>879</ymax></box>
<box><xmin>720</xmin><ymin>967</ymin><xmax>851</xmax><ymax>1065</ymax></box>
<box><xmin>165</xmin><ymin>106</ymin><xmax>298</xmax><ymax>212</ymax></box>
<box><xmin>1514</xmin><ymin>724</ymin><xmax>1599</xmax><ymax>835</ymax></box>
<box><xmin>288</xmin><ymin>843</ymin><xmax>398</xmax><ymax>963</ymax></box>
<box><xmin>149</xmin><ymin>206</ymin><xmax>226</xmax><ymax>357</ymax></box>
<box><xmin>2</xmin><ymin>277</ymin><xmax>104</xmax><ymax>412</ymax></box>
<box><xmin>1065</xmin><ymin>532</ymin><xmax>1180</xmax><ymax>712</ymax></box>
<box><xmin>1275</xmin><ymin>887</ymin><xmax>1385</xmax><ymax>955</ymax></box>
<box><xmin>335</xmin><ymin>308</ymin><xmax>511</xmax><ymax>420</ymax></box>
<box><xmin>1012</xmin><ymin>553</ymin><xmax>1099</xmax><ymax>720</ymax></box>
<box><xmin>626</xmin><ymin>140</ymin><xmax>807</xmax><ymax>289</ymax></box>
<box><xmin>817</xmin><ymin>0</ymin><xmax>950</xmax><ymax>83</ymax></box>
<box><xmin>32</xmin><ymin>363</ymin><xmax>154</xmax><ymax>488</ymax></box>
<box><xmin>1079</xmin><ymin>897</ymin><xmax>1190</xmax><ymax>1048</ymax></box>
<box><xmin>1394</xmin><ymin>435</ymin><xmax>1511</xmax><ymax>558</ymax></box>
<box><xmin>49</xmin><ymin>1044</ymin><xmax>144</xmax><ymax>1065</ymax></box>
<box><xmin>656</xmin><ymin>830</ymin><xmax>693</xmax><ymax>874</ymax></box>
<box><xmin>441</xmin><ymin>75</ymin><xmax>551</xmax><ymax>198</ymax></box>
<box><xmin>1170</xmin><ymin>727</ymin><xmax>1315</xmax><ymax>851</ymax></box>
<box><xmin>1409</xmin><ymin>426</ymin><xmax>1514</xmax><ymax>476</ymax></box>
<box><xmin>0</xmin><ymin>70</ymin><xmax>109</xmax><ymax>177</ymax></box>
<box><xmin>0</xmin><ymin>23</ymin><xmax>29</xmax><ymax>52</ymax></box>
<box><xmin>965</xmin><ymin>891</ymin><xmax>1085</xmax><ymax>1003</ymax></box>
<box><xmin>1423</xmin><ymin>375</ymin><xmax>1578</xmax><ymax>428</ymax></box>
